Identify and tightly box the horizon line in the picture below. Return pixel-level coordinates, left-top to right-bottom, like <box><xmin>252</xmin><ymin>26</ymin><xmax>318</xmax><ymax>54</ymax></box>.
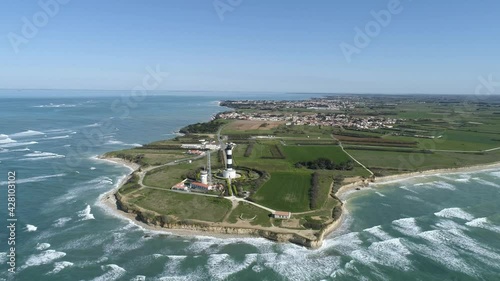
<box><xmin>0</xmin><ymin>88</ymin><xmax>492</xmax><ymax>96</ymax></box>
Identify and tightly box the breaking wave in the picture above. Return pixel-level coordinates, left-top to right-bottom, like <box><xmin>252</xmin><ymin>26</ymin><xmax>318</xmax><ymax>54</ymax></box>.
<box><xmin>434</xmin><ymin>207</ymin><xmax>474</xmax><ymax>221</ymax></box>
<box><xmin>77</xmin><ymin>205</ymin><xmax>95</xmax><ymax>221</ymax></box>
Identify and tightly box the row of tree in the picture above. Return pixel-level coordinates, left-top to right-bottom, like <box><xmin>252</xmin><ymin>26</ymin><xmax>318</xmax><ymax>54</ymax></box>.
<box><xmin>295</xmin><ymin>158</ymin><xmax>354</xmax><ymax>171</ymax></box>
<box><xmin>309</xmin><ymin>172</ymin><xmax>321</xmax><ymax>209</ymax></box>
<box><xmin>244</xmin><ymin>142</ymin><xmax>255</xmax><ymax>157</ymax></box>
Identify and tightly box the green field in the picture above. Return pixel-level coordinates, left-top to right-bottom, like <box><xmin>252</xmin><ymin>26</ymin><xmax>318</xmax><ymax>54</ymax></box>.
<box><xmin>144</xmin><ymin>159</ymin><xmax>205</xmax><ymax>189</ymax></box>
<box><xmin>252</xmin><ymin>172</ymin><xmax>312</xmax><ymax>212</ymax></box>
<box><xmin>128</xmin><ymin>189</ymin><xmax>232</xmax><ymax>222</ymax></box>
<box><xmin>282</xmin><ymin>145</ymin><xmax>351</xmax><ymax>163</ymax></box>
<box><xmin>346</xmin><ymin>148</ymin><xmax>500</xmax><ymax>173</ymax></box>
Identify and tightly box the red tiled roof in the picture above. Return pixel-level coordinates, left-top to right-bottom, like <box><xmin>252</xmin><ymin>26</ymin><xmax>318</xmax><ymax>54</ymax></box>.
<box><xmin>274</xmin><ymin>211</ymin><xmax>291</xmax><ymax>216</ymax></box>
<box><xmin>190</xmin><ymin>181</ymin><xmax>210</xmax><ymax>188</ymax></box>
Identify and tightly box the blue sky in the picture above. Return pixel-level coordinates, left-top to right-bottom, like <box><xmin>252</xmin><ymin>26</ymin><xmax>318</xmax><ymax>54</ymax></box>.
<box><xmin>1</xmin><ymin>0</ymin><xmax>499</xmax><ymax>94</ymax></box>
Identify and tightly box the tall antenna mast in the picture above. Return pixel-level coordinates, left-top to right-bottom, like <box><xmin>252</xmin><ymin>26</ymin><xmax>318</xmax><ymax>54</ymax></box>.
<box><xmin>207</xmin><ymin>149</ymin><xmax>212</xmax><ymax>185</ymax></box>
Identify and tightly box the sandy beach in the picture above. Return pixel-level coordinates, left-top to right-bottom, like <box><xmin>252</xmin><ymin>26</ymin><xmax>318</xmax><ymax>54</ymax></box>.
<box><xmin>340</xmin><ymin>162</ymin><xmax>500</xmax><ymax>198</ymax></box>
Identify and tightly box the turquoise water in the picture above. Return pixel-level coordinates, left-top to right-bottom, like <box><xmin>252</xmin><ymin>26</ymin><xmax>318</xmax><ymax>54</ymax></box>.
<box><xmin>0</xmin><ymin>91</ymin><xmax>499</xmax><ymax>280</ymax></box>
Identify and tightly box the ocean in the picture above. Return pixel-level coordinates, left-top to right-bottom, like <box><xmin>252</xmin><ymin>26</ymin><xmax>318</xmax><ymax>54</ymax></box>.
<box><xmin>0</xmin><ymin>91</ymin><xmax>499</xmax><ymax>281</ymax></box>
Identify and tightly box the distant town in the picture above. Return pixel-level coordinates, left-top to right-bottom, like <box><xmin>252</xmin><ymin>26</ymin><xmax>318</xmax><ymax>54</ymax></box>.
<box><xmin>219</xmin><ymin>98</ymin><xmax>398</xmax><ymax>130</ymax></box>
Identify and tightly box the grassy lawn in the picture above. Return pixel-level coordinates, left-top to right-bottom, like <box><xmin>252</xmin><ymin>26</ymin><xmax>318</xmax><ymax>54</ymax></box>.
<box><xmin>252</xmin><ymin>172</ymin><xmax>312</xmax><ymax>212</ymax></box>
<box><xmin>144</xmin><ymin>159</ymin><xmax>204</xmax><ymax>188</ymax></box>
<box><xmin>106</xmin><ymin>148</ymin><xmax>187</xmax><ymax>166</ymax></box>
<box><xmin>128</xmin><ymin>189</ymin><xmax>231</xmax><ymax>222</ymax></box>
<box><xmin>226</xmin><ymin>202</ymin><xmax>272</xmax><ymax>227</ymax></box>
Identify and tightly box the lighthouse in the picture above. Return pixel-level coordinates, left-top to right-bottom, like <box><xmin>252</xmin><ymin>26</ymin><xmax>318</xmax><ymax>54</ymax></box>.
<box><xmin>222</xmin><ymin>143</ymin><xmax>237</xmax><ymax>179</ymax></box>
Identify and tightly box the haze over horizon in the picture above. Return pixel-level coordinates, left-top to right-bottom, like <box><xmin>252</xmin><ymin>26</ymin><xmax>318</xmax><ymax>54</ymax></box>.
<box><xmin>1</xmin><ymin>0</ymin><xmax>499</xmax><ymax>95</ymax></box>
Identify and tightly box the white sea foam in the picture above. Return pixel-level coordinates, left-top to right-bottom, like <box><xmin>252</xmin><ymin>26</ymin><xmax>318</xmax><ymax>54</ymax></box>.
<box><xmin>77</xmin><ymin>205</ymin><xmax>95</xmax><ymax>220</ymax></box>
<box><xmin>0</xmin><ymin>173</ymin><xmax>65</xmax><ymax>186</ymax></box>
<box><xmin>20</xmin><ymin>155</ymin><xmax>66</xmax><ymax>161</ymax></box>
<box><xmin>434</xmin><ymin>208</ymin><xmax>474</xmax><ymax>221</ymax></box>
<box><xmin>90</xmin><ymin>264</ymin><xmax>126</xmax><ymax>281</ymax></box>
<box><xmin>130</xmin><ymin>275</ymin><xmax>146</xmax><ymax>281</ymax></box>
<box><xmin>207</xmin><ymin>253</ymin><xmax>257</xmax><ymax>280</ymax></box>
<box><xmin>11</xmin><ymin>148</ymin><xmax>30</xmax><ymax>152</ymax></box>
<box><xmin>0</xmin><ymin>141</ymin><xmax>38</xmax><ymax>148</ymax></box>
<box><xmin>106</xmin><ymin>140</ymin><xmax>142</xmax><ymax>147</ymax></box>
<box><xmin>90</xmin><ymin>167</ymin><xmax>97</xmax><ymax>170</ymax></box>
<box><xmin>439</xmin><ymin>174</ymin><xmax>471</xmax><ymax>183</ymax></box>
<box><xmin>261</xmin><ymin>247</ymin><xmax>342</xmax><ymax>281</ymax></box>
<box><xmin>24</xmin><ymin>151</ymin><xmax>62</xmax><ymax>158</ymax></box>
<box><xmin>0</xmin><ymin>134</ymin><xmax>16</xmax><ymax>144</ymax></box>
<box><xmin>84</xmin><ymin>122</ymin><xmax>101</xmax><ymax>128</ymax></box>
<box><xmin>34</xmin><ymin>103</ymin><xmax>76</xmax><ymax>108</ymax></box>
<box><xmin>404</xmin><ymin>195</ymin><xmax>425</xmax><ymax>203</ymax></box>
<box><xmin>466</xmin><ymin>217</ymin><xmax>500</xmax><ymax>233</ymax></box>
<box><xmin>26</xmin><ymin>224</ymin><xmax>38</xmax><ymax>232</ymax></box>
<box><xmin>419</xmin><ymin>228</ymin><xmax>500</xmax><ymax>272</ymax></box>
<box><xmin>411</xmin><ymin>230</ymin><xmax>476</xmax><ymax>276</ymax></box>
<box><xmin>23</xmin><ymin>250</ymin><xmax>66</xmax><ymax>268</ymax></box>
<box><xmin>103</xmin><ymin>232</ymin><xmax>145</xmax><ymax>255</ymax></box>
<box><xmin>430</xmin><ymin>181</ymin><xmax>457</xmax><ymax>190</ymax></box>
<box><xmin>9</xmin><ymin>130</ymin><xmax>44</xmax><ymax>138</ymax></box>
<box><xmin>351</xmin><ymin>238</ymin><xmax>412</xmax><ymax>271</ymax></box>
<box><xmin>488</xmin><ymin>171</ymin><xmax>500</xmax><ymax>178</ymax></box>
<box><xmin>43</xmin><ymin>135</ymin><xmax>70</xmax><ymax>140</ymax></box>
<box><xmin>391</xmin><ymin>217</ymin><xmax>421</xmax><ymax>237</ymax></box>
<box><xmin>20</xmin><ymin>151</ymin><xmax>65</xmax><ymax>161</ymax></box>
<box><xmin>434</xmin><ymin>219</ymin><xmax>467</xmax><ymax>230</ymax></box>
<box><xmin>59</xmin><ymin>233</ymin><xmax>108</xmax><ymax>251</ymax></box>
<box><xmin>374</xmin><ymin>191</ymin><xmax>386</xmax><ymax>197</ymax></box>
<box><xmin>48</xmin><ymin>261</ymin><xmax>74</xmax><ymax>274</ymax></box>
<box><xmin>323</xmin><ymin>232</ymin><xmax>363</xmax><ymax>255</ymax></box>
<box><xmin>36</xmin><ymin>243</ymin><xmax>51</xmax><ymax>250</ymax></box>
<box><xmin>53</xmin><ymin>217</ymin><xmax>72</xmax><ymax>228</ymax></box>
<box><xmin>473</xmin><ymin>178</ymin><xmax>500</xmax><ymax>188</ymax></box>
<box><xmin>0</xmin><ymin>252</ymin><xmax>7</xmax><ymax>264</ymax></box>
<box><xmin>399</xmin><ymin>185</ymin><xmax>418</xmax><ymax>194</ymax></box>
<box><xmin>363</xmin><ymin>225</ymin><xmax>392</xmax><ymax>241</ymax></box>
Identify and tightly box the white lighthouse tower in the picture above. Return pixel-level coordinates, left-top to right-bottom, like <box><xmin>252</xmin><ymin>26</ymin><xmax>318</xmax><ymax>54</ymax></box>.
<box><xmin>200</xmin><ymin>170</ymin><xmax>208</xmax><ymax>185</ymax></box>
<box><xmin>222</xmin><ymin>143</ymin><xmax>237</xmax><ymax>179</ymax></box>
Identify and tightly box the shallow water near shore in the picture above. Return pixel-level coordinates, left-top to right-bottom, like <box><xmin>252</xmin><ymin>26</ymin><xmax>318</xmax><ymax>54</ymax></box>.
<box><xmin>1</xmin><ymin>91</ymin><xmax>500</xmax><ymax>280</ymax></box>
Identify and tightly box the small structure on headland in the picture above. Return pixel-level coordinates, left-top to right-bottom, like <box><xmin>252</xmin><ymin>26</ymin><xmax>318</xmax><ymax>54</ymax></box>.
<box><xmin>273</xmin><ymin>211</ymin><xmax>292</xmax><ymax>220</ymax></box>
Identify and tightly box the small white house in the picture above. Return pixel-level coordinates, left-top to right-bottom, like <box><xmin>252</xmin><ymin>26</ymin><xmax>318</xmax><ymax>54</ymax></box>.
<box><xmin>273</xmin><ymin>211</ymin><xmax>291</xmax><ymax>220</ymax></box>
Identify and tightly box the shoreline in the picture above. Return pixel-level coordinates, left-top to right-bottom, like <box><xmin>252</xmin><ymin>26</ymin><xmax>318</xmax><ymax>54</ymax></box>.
<box><xmin>97</xmin><ymin>155</ymin><xmax>500</xmax><ymax>249</ymax></box>
<box><xmin>337</xmin><ymin>161</ymin><xmax>500</xmax><ymax>200</ymax></box>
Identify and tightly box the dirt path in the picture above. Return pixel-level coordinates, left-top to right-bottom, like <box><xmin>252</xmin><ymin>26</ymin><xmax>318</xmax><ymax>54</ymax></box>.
<box><xmin>331</xmin><ymin>134</ymin><xmax>374</xmax><ymax>176</ymax></box>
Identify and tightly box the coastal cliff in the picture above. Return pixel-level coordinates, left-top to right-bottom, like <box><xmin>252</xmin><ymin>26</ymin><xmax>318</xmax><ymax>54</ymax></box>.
<box><xmin>114</xmin><ymin>192</ymin><xmax>328</xmax><ymax>249</ymax></box>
